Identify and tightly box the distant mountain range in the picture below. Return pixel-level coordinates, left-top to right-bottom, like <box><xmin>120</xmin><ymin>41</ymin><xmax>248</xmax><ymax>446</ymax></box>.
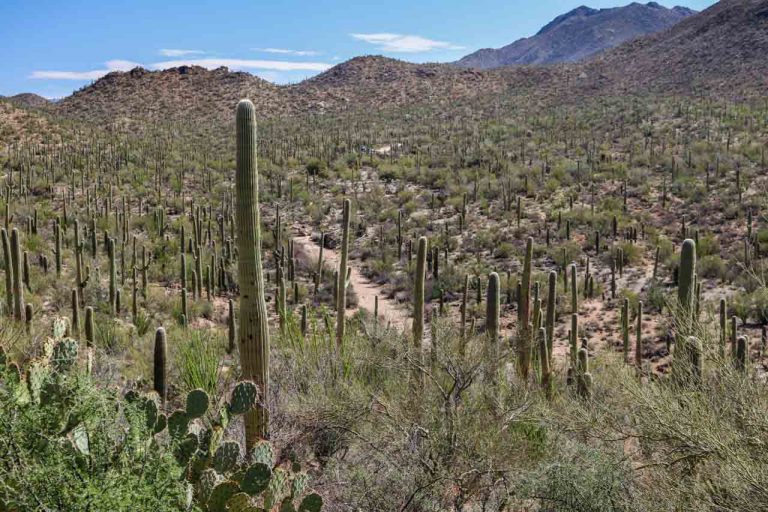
<box><xmin>455</xmin><ymin>2</ymin><xmax>695</xmax><ymax>69</ymax></box>
<box><xmin>8</xmin><ymin>0</ymin><xmax>767</xmax><ymax>127</ymax></box>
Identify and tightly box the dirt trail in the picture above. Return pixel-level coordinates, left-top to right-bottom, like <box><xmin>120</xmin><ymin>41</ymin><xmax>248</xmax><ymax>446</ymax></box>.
<box><xmin>292</xmin><ymin>228</ymin><xmax>410</xmax><ymax>331</ymax></box>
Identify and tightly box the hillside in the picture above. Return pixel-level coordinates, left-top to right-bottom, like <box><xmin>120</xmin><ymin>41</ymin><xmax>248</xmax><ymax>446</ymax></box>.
<box><xmin>55</xmin><ymin>65</ymin><xmax>284</xmax><ymax>126</ymax></box>
<box><xmin>591</xmin><ymin>0</ymin><xmax>768</xmax><ymax>94</ymax></box>
<box><xmin>47</xmin><ymin>0</ymin><xmax>768</xmax><ymax>126</ymax></box>
<box><xmin>52</xmin><ymin>56</ymin><xmax>568</xmax><ymax>125</ymax></box>
<box><xmin>455</xmin><ymin>2</ymin><xmax>695</xmax><ymax>69</ymax></box>
<box><xmin>3</xmin><ymin>93</ymin><xmax>51</xmax><ymax>109</ymax></box>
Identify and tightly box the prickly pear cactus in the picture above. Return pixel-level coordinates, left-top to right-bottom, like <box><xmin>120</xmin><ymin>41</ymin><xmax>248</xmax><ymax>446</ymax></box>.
<box><xmin>207</xmin><ymin>480</ymin><xmax>240</xmax><ymax>512</ymax></box>
<box><xmin>240</xmin><ymin>462</ymin><xmax>272</xmax><ymax>495</ymax></box>
<box><xmin>186</xmin><ymin>388</ymin><xmax>210</xmax><ymax>419</ymax></box>
<box><xmin>249</xmin><ymin>440</ymin><xmax>275</xmax><ymax>467</ymax></box>
<box><xmin>52</xmin><ymin>316</ymin><xmax>70</xmax><ymax>340</ymax></box>
<box><xmin>213</xmin><ymin>441</ymin><xmax>241</xmax><ymax>473</ymax></box>
<box><xmin>228</xmin><ymin>380</ymin><xmax>258</xmax><ymax>415</ymax></box>
<box><xmin>168</xmin><ymin>409</ymin><xmax>191</xmax><ymax>439</ymax></box>
<box><xmin>51</xmin><ymin>338</ymin><xmax>78</xmax><ymax>372</ymax></box>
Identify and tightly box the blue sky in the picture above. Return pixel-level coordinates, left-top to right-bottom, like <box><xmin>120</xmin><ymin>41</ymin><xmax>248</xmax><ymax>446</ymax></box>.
<box><xmin>1</xmin><ymin>0</ymin><xmax>715</xmax><ymax>99</ymax></box>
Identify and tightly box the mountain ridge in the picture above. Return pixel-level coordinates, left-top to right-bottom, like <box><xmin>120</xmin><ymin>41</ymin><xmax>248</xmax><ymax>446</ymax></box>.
<box><xmin>455</xmin><ymin>2</ymin><xmax>695</xmax><ymax>69</ymax></box>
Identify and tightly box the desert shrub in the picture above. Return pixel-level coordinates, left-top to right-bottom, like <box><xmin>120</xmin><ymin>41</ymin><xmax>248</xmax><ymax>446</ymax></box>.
<box><xmin>699</xmin><ymin>254</ymin><xmax>726</xmax><ymax>279</ymax></box>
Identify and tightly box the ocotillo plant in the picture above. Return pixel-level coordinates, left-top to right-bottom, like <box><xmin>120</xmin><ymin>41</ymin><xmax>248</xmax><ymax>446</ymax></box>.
<box><xmin>154</xmin><ymin>327</ymin><xmax>167</xmax><ymax>408</ymax></box>
<box><xmin>336</xmin><ymin>198</ymin><xmax>351</xmax><ymax>348</ymax></box>
<box><xmin>413</xmin><ymin>236</ymin><xmax>428</xmax><ymax>348</ymax></box>
<box><xmin>518</xmin><ymin>237</ymin><xmax>533</xmax><ymax>379</ymax></box>
<box><xmin>235</xmin><ymin>99</ymin><xmax>271</xmax><ymax>447</ymax></box>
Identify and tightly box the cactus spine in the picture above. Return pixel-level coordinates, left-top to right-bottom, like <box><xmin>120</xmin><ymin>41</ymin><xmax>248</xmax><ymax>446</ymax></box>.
<box><xmin>336</xmin><ymin>199</ymin><xmax>351</xmax><ymax>347</ymax></box>
<box><xmin>235</xmin><ymin>99</ymin><xmax>271</xmax><ymax>446</ymax></box>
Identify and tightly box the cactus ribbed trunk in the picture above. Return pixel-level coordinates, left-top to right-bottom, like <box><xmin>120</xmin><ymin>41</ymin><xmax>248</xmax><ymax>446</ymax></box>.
<box><xmin>336</xmin><ymin>199</ymin><xmax>351</xmax><ymax>347</ymax></box>
<box><xmin>235</xmin><ymin>99</ymin><xmax>271</xmax><ymax>447</ymax></box>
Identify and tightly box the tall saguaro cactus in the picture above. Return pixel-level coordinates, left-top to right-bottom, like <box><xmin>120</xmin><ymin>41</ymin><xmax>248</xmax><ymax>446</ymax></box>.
<box><xmin>10</xmin><ymin>228</ymin><xmax>23</xmax><ymax>321</ymax></box>
<box><xmin>154</xmin><ymin>327</ymin><xmax>167</xmax><ymax>408</ymax></box>
<box><xmin>517</xmin><ymin>237</ymin><xmax>533</xmax><ymax>379</ymax></box>
<box><xmin>486</xmin><ymin>272</ymin><xmax>500</xmax><ymax>382</ymax></box>
<box><xmin>413</xmin><ymin>236</ymin><xmax>428</xmax><ymax>347</ymax></box>
<box><xmin>336</xmin><ymin>199</ymin><xmax>351</xmax><ymax>347</ymax></box>
<box><xmin>1</xmin><ymin>228</ymin><xmax>13</xmax><ymax>317</ymax></box>
<box><xmin>235</xmin><ymin>99</ymin><xmax>271</xmax><ymax>447</ymax></box>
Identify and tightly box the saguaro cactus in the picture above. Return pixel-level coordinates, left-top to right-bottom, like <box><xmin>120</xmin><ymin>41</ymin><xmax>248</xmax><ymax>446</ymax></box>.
<box><xmin>622</xmin><ymin>298</ymin><xmax>630</xmax><ymax>364</ymax></box>
<box><xmin>635</xmin><ymin>301</ymin><xmax>643</xmax><ymax>370</ymax></box>
<box><xmin>486</xmin><ymin>272</ymin><xmax>500</xmax><ymax>381</ymax></box>
<box><xmin>517</xmin><ymin>237</ymin><xmax>533</xmax><ymax>379</ymax></box>
<box><xmin>85</xmin><ymin>306</ymin><xmax>95</xmax><ymax>347</ymax></box>
<box><xmin>235</xmin><ymin>99</ymin><xmax>271</xmax><ymax>446</ymax></box>
<box><xmin>678</xmin><ymin>239</ymin><xmax>697</xmax><ymax>315</ymax></box>
<box><xmin>154</xmin><ymin>327</ymin><xmax>167</xmax><ymax>407</ymax></box>
<box><xmin>539</xmin><ymin>327</ymin><xmax>552</xmax><ymax>400</ymax></box>
<box><xmin>413</xmin><ymin>236</ymin><xmax>428</xmax><ymax>348</ymax></box>
<box><xmin>2</xmin><ymin>228</ymin><xmax>13</xmax><ymax>316</ymax></box>
<box><xmin>336</xmin><ymin>199</ymin><xmax>351</xmax><ymax>347</ymax></box>
<box><xmin>545</xmin><ymin>270</ymin><xmax>556</xmax><ymax>364</ymax></box>
<box><xmin>10</xmin><ymin>228</ymin><xmax>23</xmax><ymax>321</ymax></box>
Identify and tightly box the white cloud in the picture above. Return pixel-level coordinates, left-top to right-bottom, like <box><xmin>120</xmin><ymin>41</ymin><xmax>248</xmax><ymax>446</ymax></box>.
<box><xmin>253</xmin><ymin>48</ymin><xmax>321</xmax><ymax>57</ymax></box>
<box><xmin>150</xmin><ymin>58</ymin><xmax>331</xmax><ymax>72</ymax></box>
<box><xmin>159</xmin><ymin>49</ymin><xmax>205</xmax><ymax>57</ymax></box>
<box><xmin>350</xmin><ymin>33</ymin><xmax>464</xmax><ymax>53</ymax></box>
<box><xmin>30</xmin><ymin>60</ymin><xmax>141</xmax><ymax>80</ymax></box>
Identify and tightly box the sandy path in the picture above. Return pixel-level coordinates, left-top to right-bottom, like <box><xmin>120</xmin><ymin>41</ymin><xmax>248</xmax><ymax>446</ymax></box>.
<box><xmin>292</xmin><ymin>228</ymin><xmax>410</xmax><ymax>331</ymax></box>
